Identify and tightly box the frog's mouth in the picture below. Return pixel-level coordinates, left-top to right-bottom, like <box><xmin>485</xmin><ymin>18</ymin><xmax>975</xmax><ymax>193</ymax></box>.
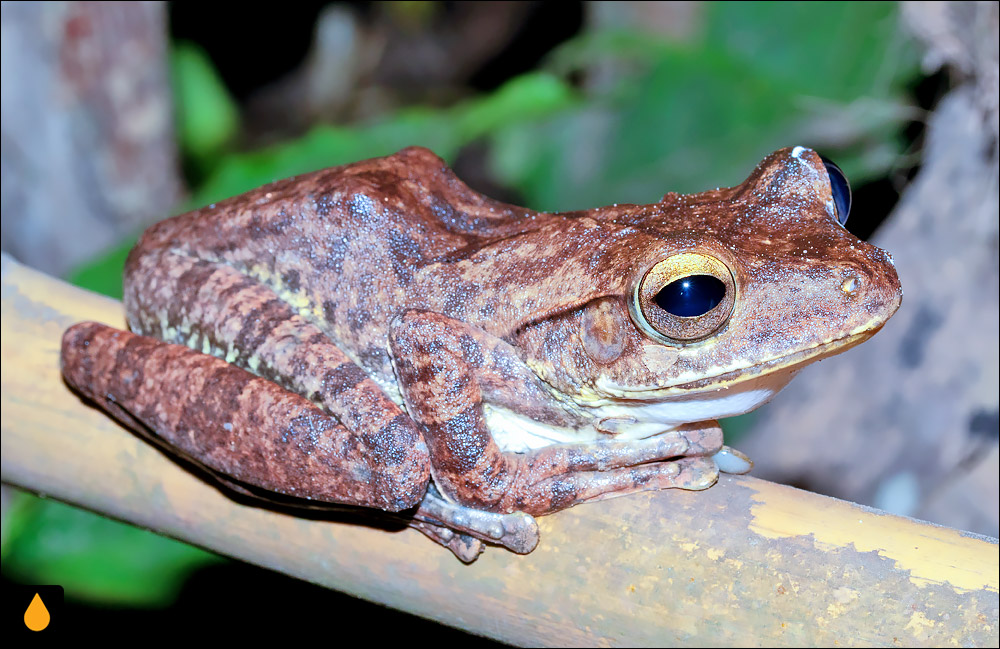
<box><xmin>600</xmin><ymin>323</ymin><xmax>884</xmax><ymax>400</ymax></box>
<box><xmin>673</xmin><ymin>325</ymin><xmax>879</xmax><ymax>392</ymax></box>
<box><xmin>569</xmin><ymin>326</ymin><xmax>884</xmax><ymax>434</ymax></box>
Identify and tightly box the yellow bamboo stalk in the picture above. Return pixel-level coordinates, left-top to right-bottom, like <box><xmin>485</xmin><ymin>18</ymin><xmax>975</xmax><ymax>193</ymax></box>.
<box><xmin>2</xmin><ymin>253</ymin><xmax>997</xmax><ymax>647</ymax></box>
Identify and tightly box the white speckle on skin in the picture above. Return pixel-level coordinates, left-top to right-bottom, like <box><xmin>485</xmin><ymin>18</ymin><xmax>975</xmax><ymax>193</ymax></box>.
<box><xmin>791</xmin><ymin>145</ymin><xmax>808</xmax><ymax>159</ymax></box>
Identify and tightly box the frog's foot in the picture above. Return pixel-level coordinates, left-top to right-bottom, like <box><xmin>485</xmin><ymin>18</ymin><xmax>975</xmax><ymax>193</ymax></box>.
<box><xmin>428</xmin><ymin>426</ymin><xmax>720</xmax><ymax>514</ymax></box>
<box><xmin>517</xmin><ymin>455</ymin><xmax>721</xmax><ymax>510</ymax></box>
<box><xmin>414</xmin><ymin>486</ymin><xmax>539</xmax><ymax>555</ymax></box>
<box><xmin>712</xmin><ymin>445</ymin><xmax>753</xmax><ymax>474</ymax></box>
<box><xmin>598</xmin><ymin>421</ymin><xmax>753</xmax><ymax>474</ymax></box>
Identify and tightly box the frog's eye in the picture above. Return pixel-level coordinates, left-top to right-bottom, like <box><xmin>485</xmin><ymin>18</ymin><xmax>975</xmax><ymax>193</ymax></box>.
<box><xmin>820</xmin><ymin>155</ymin><xmax>851</xmax><ymax>226</ymax></box>
<box><xmin>630</xmin><ymin>253</ymin><xmax>736</xmax><ymax>344</ymax></box>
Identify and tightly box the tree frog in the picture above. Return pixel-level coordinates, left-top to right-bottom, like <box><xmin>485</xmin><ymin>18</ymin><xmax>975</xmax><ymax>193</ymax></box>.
<box><xmin>60</xmin><ymin>146</ymin><xmax>902</xmax><ymax>561</ymax></box>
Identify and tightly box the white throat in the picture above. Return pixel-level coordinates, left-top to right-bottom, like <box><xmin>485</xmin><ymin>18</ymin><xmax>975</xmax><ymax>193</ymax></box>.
<box><xmin>485</xmin><ymin>368</ymin><xmax>798</xmax><ymax>453</ymax></box>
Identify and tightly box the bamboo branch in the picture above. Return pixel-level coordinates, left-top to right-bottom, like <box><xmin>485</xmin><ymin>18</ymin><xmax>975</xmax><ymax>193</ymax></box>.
<box><xmin>2</xmin><ymin>252</ymin><xmax>997</xmax><ymax>647</ymax></box>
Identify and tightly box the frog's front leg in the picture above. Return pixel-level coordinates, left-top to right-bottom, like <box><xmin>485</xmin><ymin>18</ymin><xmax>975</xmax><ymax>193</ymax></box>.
<box><xmin>389</xmin><ymin>311</ymin><xmax>723</xmax><ymax>522</ymax></box>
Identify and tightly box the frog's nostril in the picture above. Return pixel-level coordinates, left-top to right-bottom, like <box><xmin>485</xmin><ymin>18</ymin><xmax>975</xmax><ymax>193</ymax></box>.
<box><xmin>839</xmin><ymin>267</ymin><xmax>864</xmax><ymax>298</ymax></box>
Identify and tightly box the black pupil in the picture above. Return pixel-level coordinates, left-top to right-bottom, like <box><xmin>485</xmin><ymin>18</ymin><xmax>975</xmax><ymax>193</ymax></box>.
<box><xmin>819</xmin><ymin>155</ymin><xmax>851</xmax><ymax>225</ymax></box>
<box><xmin>655</xmin><ymin>275</ymin><xmax>725</xmax><ymax>317</ymax></box>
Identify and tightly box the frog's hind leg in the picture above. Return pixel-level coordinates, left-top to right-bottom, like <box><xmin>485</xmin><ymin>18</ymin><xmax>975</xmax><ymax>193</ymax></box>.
<box><xmin>61</xmin><ymin>251</ymin><xmax>435</xmax><ymax>517</ymax></box>
<box><xmin>61</xmin><ymin>321</ymin><xmax>430</xmax><ymax>512</ymax></box>
<box><xmin>62</xmin><ymin>327</ymin><xmax>480</xmax><ymax>562</ymax></box>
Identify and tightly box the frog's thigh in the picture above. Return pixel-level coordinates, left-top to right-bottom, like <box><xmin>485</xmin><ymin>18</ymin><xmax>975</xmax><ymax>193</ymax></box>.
<box><xmin>389</xmin><ymin>311</ymin><xmax>722</xmax><ymax>516</ymax></box>
<box><xmin>61</xmin><ymin>322</ymin><xmax>426</xmax><ymax>510</ymax></box>
<box><xmin>122</xmin><ymin>252</ymin><xmax>431</xmax><ymax>509</ymax></box>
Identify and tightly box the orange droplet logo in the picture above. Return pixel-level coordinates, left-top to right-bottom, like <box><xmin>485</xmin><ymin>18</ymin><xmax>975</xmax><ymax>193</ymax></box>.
<box><xmin>24</xmin><ymin>593</ymin><xmax>50</xmax><ymax>631</ymax></box>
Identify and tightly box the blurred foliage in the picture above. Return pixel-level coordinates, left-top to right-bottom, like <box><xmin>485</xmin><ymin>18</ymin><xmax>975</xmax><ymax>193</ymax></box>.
<box><xmin>26</xmin><ymin>1</ymin><xmax>920</xmax><ymax>609</ymax></box>
<box><xmin>3</xmin><ymin>492</ymin><xmax>220</xmax><ymax>607</ymax></box>
<box><xmin>67</xmin><ymin>241</ymin><xmax>133</xmax><ymax>299</ymax></box>
<box><xmin>496</xmin><ymin>1</ymin><xmax>918</xmax><ymax>210</ymax></box>
<box><xmin>191</xmin><ymin>71</ymin><xmax>576</xmax><ymax>209</ymax></box>
<box><xmin>171</xmin><ymin>41</ymin><xmax>241</xmax><ymax>173</ymax></box>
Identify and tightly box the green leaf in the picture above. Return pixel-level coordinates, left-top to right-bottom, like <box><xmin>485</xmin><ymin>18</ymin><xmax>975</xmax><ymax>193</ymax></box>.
<box><xmin>2</xmin><ymin>493</ymin><xmax>220</xmax><ymax>607</ymax></box>
<box><xmin>492</xmin><ymin>1</ymin><xmax>920</xmax><ymax>211</ymax></box>
<box><xmin>704</xmin><ymin>1</ymin><xmax>914</xmax><ymax>101</ymax></box>
<box><xmin>65</xmin><ymin>239</ymin><xmax>134</xmax><ymax>299</ymax></box>
<box><xmin>189</xmin><ymin>72</ymin><xmax>576</xmax><ymax>209</ymax></box>
<box><xmin>171</xmin><ymin>41</ymin><xmax>241</xmax><ymax>165</ymax></box>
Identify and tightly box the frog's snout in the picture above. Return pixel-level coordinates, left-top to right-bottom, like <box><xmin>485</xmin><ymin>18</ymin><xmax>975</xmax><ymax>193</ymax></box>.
<box><xmin>845</xmin><ymin>246</ymin><xmax>903</xmax><ymax>321</ymax></box>
<box><xmin>875</xmin><ymin>247</ymin><xmax>903</xmax><ymax>309</ymax></box>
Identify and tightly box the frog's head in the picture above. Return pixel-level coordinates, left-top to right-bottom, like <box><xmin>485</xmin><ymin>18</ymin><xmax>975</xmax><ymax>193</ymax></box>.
<box><xmin>513</xmin><ymin>146</ymin><xmax>902</xmax><ymax>429</ymax></box>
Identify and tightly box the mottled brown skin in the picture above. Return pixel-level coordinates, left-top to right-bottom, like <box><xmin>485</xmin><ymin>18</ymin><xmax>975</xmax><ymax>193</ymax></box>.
<box><xmin>61</xmin><ymin>146</ymin><xmax>902</xmax><ymax>561</ymax></box>
<box><xmin>60</xmin><ymin>323</ymin><xmax>426</xmax><ymax>509</ymax></box>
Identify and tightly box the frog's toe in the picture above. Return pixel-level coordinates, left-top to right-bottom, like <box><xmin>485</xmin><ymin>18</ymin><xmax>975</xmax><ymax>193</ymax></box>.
<box><xmin>410</xmin><ymin>520</ymin><xmax>485</xmax><ymax>563</ymax></box>
<box><xmin>675</xmin><ymin>422</ymin><xmax>725</xmax><ymax>456</ymax></box>
<box><xmin>493</xmin><ymin>512</ymin><xmax>539</xmax><ymax>554</ymax></box>
<box><xmin>449</xmin><ymin>534</ymin><xmax>486</xmax><ymax>563</ymax></box>
<box><xmin>671</xmin><ymin>456</ymin><xmax>721</xmax><ymax>490</ymax></box>
<box><xmin>712</xmin><ymin>445</ymin><xmax>753</xmax><ymax>474</ymax></box>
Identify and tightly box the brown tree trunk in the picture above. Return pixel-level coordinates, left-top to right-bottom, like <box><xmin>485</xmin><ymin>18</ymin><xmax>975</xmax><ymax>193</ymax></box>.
<box><xmin>1</xmin><ymin>1</ymin><xmax>181</xmax><ymax>276</ymax></box>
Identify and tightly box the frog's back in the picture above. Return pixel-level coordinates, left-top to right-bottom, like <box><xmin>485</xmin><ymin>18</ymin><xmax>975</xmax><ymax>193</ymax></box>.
<box><xmin>125</xmin><ymin>147</ymin><xmax>550</xmax><ymax>380</ymax></box>
<box><xmin>138</xmin><ymin>146</ymin><xmax>539</xmax><ymax>254</ymax></box>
